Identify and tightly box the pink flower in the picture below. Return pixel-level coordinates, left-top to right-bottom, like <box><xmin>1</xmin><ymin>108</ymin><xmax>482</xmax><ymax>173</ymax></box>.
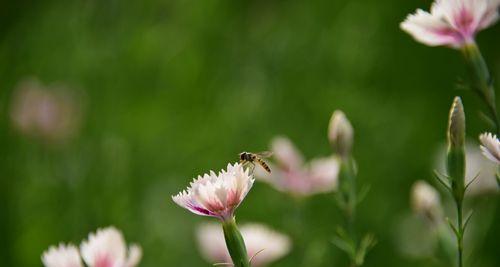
<box><xmin>172</xmin><ymin>163</ymin><xmax>254</xmax><ymax>221</ymax></box>
<box><xmin>9</xmin><ymin>78</ymin><xmax>84</xmax><ymax>143</ymax></box>
<box><xmin>400</xmin><ymin>0</ymin><xmax>500</xmax><ymax>48</ymax></box>
<box><xmin>256</xmin><ymin>136</ymin><xmax>340</xmax><ymax>197</ymax></box>
<box><xmin>80</xmin><ymin>227</ymin><xmax>142</xmax><ymax>267</ymax></box>
<box><xmin>196</xmin><ymin>223</ymin><xmax>291</xmax><ymax>267</ymax></box>
<box><xmin>42</xmin><ymin>227</ymin><xmax>141</xmax><ymax>267</ymax></box>
<box><xmin>42</xmin><ymin>244</ymin><xmax>83</xmax><ymax>267</ymax></box>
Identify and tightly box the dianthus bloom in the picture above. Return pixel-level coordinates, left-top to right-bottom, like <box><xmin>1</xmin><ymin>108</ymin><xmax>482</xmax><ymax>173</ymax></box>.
<box><xmin>400</xmin><ymin>0</ymin><xmax>500</xmax><ymax>48</ymax></box>
<box><xmin>42</xmin><ymin>227</ymin><xmax>141</xmax><ymax>267</ymax></box>
<box><xmin>479</xmin><ymin>132</ymin><xmax>500</xmax><ymax>164</ymax></box>
<box><xmin>196</xmin><ymin>223</ymin><xmax>291</xmax><ymax>267</ymax></box>
<box><xmin>80</xmin><ymin>227</ymin><xmax>142</xmax><ymax>267</ymax></box>
<box><xmin>256</xmin><ymin>137</ymin><xmax>340</xmax><ymax>197</ymax></box>
<box><xmin>172</xmin><ymin>163</ymin><xmax>254</xmax><ymax>221</ymax></box>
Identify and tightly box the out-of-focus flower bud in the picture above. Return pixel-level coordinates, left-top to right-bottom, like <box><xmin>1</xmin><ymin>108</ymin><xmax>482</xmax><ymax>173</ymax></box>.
<box><xmin>328</xmin><ymin>110</ymin><xmax>354</xmax><ymax>158</ymax></box>
<box><xmin>411</xmin><ymin>181</ymin><xmax>442</xmax><ymax>223</ymax></box>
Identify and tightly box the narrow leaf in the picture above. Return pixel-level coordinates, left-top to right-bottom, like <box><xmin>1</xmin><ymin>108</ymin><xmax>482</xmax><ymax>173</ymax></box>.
<box><xmin>462</xmin><ymin>210</ymin><xmax>474</xmax><ymax>232</ymax></box>
<box><xmin>446</xmin><ymin>217</ymin><xmax>460</xmax><ymax>238</ymax></box>
<box><xmin>357</xmin><ymin>184</ymin><xmax>371</xmax><ymax>204</ymax></box>
<box><xmin>433</xmin><ymin>170</ymin><xmax>452</xmax><ymax>193</ymax></box>
<box><xmin>465</xmin><ymin>172</ymin><xmax>480</xmax><ymax>192</ymax></box>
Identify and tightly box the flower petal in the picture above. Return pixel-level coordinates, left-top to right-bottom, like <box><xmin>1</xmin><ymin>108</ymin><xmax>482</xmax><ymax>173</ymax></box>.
<box><xmin>401</xmin><ymin>9</ymin><xmax>462</xmax><ymax>47</ymax></box>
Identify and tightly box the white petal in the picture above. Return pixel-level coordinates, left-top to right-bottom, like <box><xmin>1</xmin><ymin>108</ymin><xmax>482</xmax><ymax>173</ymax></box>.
<box><xmin>307</xmin><ymin>156</ymin><xmax>340</xmax><ymax>194</ymax></box>
<box><xmin>42</xmin><ymin>243</ymin><xmax>83</xmax><ymax>267</ymax></box>
<box><xmin>479</xmin><ymin>132</ymin><xmax>500</xmax><ymax>164</ymax></box>
<box><xmin>479</xmin><ymin>0</ymin><xmax>500</xmax><ymax>29</ymax></box>
<box><xmin>271</xmin><ymin>137</ymin><xmax>305</xmax><ymax>170</ymax></box>
<box><xmin>126</xmin><ymin>245</ymin><xmax>142</xmax><ymax>267</ymax></box>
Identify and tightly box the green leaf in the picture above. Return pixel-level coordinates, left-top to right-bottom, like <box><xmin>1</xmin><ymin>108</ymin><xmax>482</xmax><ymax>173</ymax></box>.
<box><xmin>465</xmin><ymin>172</ymin><xmax>480</xmax><ymax>192</ymax></box>
<box><xmin>446</xmin><ymin>217</ymin><xmax>460</xmax><ymax>239</ymax></box>
<box><xmin>355</xmin><ymin>233</ymin><xmax>377</xmax><ymax>265</ymax></box>
<box><xmin>433</xmin><ymin>170</ymin><xmax>452</xmax><ymax>193</ymax></box>
<box><xmin>462</xmin><ymin>210</ymin><xmax>474</xmax><ymax>232</ymax></box>
<box><xmin>357</xmin><ymin>184</ymin><xmax>371</xmax><ymax>204</ymax></box>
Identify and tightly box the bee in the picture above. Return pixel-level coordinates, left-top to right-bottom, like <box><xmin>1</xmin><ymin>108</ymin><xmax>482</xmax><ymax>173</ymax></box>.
<box><xmin>239</xmin><ymin>151</ymin><xmax>273</xmax><ymax>173</ymax></box>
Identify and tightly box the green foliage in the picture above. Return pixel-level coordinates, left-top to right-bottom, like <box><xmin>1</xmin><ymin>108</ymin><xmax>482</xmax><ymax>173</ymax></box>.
<box><xmin>0</xmin><ymin>0</ymin><xmax>499</xmax><ymax>267</ymax></box>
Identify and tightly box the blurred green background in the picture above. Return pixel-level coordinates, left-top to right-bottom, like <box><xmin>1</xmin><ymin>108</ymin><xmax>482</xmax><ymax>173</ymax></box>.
<box><xmin>1</xmin><ymin>0</ymin><xmax>499</xmax><ymax>266</ymax></box>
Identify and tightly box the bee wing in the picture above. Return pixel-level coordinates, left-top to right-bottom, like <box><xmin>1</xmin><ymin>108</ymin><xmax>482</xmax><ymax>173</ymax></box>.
<box><xmin>255</xmin><ymin>151</ymin><xmax>273</xmax><ymax>158</ymax></box>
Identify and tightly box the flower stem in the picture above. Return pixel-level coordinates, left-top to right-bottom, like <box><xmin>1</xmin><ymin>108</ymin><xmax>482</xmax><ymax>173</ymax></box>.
<box><xmin>462</xmin><ymin>43</ymin><xmax>499</xmax><ymax>134</ymax></box>
<box><xmin>338</xmin><ymin>157</ymin><xmax>359</xmax><ymax>266</ymax></box>
<box><xmin>222</xmin><ymin>217</ymin><xmax>250</xmax><ymax>267</ymax></box>
<box><xmin>456</xmin><ymin>200</ymin><xmax>464</xmax><ymax>267</ymax></box>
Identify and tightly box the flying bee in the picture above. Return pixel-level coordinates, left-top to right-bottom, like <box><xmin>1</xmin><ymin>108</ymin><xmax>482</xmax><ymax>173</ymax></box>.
<box><xmin>239</xmin><ymin>151</ymin><xmax>273</xmax><ymax>173</ymax></box>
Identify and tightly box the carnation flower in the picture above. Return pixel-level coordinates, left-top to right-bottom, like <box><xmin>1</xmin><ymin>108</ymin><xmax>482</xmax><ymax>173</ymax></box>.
<box><xmin>256</xmin><ymin>136</ymin><xmax>340</xmax><ymax>197</ymax></box>
<box><xmin>172</xmin><ymin>163</ymin><xmax>254</xmax><ymax>221</ymax></box>
<box><xmin>80</xmin><ymin>227</ymin><xmax>142</xmax><ymax>267</ymax></box>
<box><xmin>400</xmin><ymin>0</ymin><xmax>500</xmax><ymax>48</ymax></box>
<box><xmin>196</xmin><ymin>223</ymin><xmax>291</xmax><ymax>267</ymax></box>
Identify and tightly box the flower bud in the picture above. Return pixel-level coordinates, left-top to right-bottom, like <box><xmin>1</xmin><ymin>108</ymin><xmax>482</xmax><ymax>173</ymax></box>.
<box><xmin>446</xmin><ymin>97</ymin><xmax>466</xmax><ymax>201</ymax></box>
<box><xmin>328</xmin><ymin>110</ymin><xmax>354</xmax><ymax>158</ymax></box>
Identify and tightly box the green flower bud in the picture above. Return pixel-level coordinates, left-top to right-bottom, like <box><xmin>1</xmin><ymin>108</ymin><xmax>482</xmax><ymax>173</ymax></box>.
<box><xmin>446</xmin><ymin>97</ymin><xmax>466</xmax><ymax>202</ymax></box>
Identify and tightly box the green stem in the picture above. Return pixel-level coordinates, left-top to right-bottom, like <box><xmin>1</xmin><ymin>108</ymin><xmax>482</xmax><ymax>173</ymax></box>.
<box><xmin>339</xmin><ymin>157</ymin><xmax>359</xmax><ymax>266</ymax></box>
<box><xmin>456</xmin><ymin>201</ymin><xmax>464</xmax><ymax>267</ymax></box>
<box><xmin>461</xmin><ymin>42</ymin><xmax>499</xmax><ymax>135</ymax></box>
<box><xmin>222</xmin><ymin>217</ymin><xmax>250</xmax><ymax>267</ymax></box>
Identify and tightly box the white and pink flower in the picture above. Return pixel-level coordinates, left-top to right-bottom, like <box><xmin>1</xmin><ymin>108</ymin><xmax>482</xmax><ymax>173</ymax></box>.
<box><xmin>400</xmin><ymin>0</ymin><xmax>500</xmax><ymax>48</ymax></box>
<box><xmin>172</xmin><ymin>163</ymin><xmax>254</xmax><ymax>221</ymax></box>
<box><xmin>479</xmin><ymin>132</ymin><xmax>500</xmax><ymax>164</ymax></box>
<box><xmin>41</xmin><ymin>227</ymin><xmax>141</xmax><ymax>267</ymax></box>
<box><xmin>80</xmin><ymin>227</ymin><xmax>142</xmax><ymax>267</ymax></box>
<box><xmin>196</xmin><ymin>223</ymin><xmax>291</xmax><ymax>267</ymax></box>
<box><xmin>256</xmin><ymin>136</ymin><xmax>340</xmax><ymax>197</ymax></box>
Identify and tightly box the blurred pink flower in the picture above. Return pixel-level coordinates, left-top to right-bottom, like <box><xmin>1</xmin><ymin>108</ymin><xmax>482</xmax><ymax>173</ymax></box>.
<box><xmin>42</xmin><ymin>244</ymin><xmax>83</xmax><ymax>267</ymax></box>
<box><xmin>479</xmin><ymin>132</ymin><xmax>500</xmax><ymax>164</ymax></box>
<box><xmin>400</xmin><ymin>0</ymin><xmax>500</xmax><ymax>48</ymax></box>
<box><xmin>172</xmin><ymin>163</ymin><xmax>254</xmax><ymax>221</ymax></box>
<box><xmin>80</xmin><ymin>227</ymin><xmax>142</xmax><ymax>267</ymax></box>
<box><xmin>10</xmin><ymin>78</ymin><xmax>83</xmax><ymax>142</ymax></box>
<box><xmin>256</xmin><ymin>136</ymin><xmax>340</xmax><ymax>197</ymax></box>
<box><xmin>42</xmin><ymin>227</ymin><xmax>141</xmax><ymax>267</ymax></box>
<box><xmin>196</xmin><ymin>223</ymin><xmax>291</xmax><ymax>267</ymax></box>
